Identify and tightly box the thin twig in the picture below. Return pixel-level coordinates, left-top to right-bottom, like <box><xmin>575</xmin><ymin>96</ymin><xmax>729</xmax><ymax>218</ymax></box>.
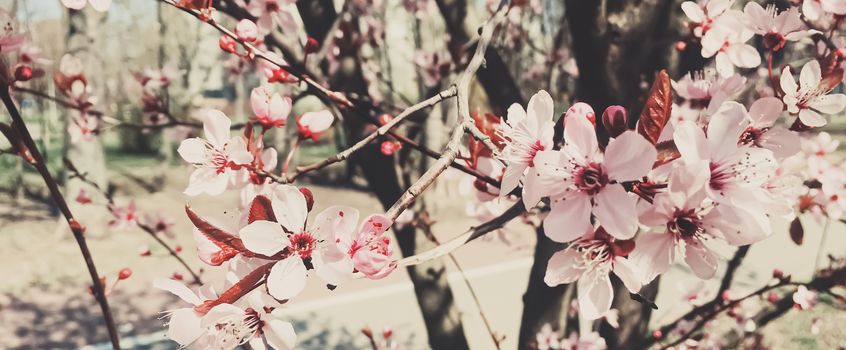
<box><xmin>0</xmin><ymin>85</ymin><xmax>121</xmax><ymax>349</ymax></box>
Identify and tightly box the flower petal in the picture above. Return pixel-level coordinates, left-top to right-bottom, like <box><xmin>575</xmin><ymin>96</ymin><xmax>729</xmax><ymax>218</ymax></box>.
<box><xmin>544</xmin><ymin>248</ymin><xmax>586</xmax><ymax>286</ymax></box>
<box><xmin>577</xmin><ymin>270</ymin><xmax>614</xmax><ymax>320</ymax></box>
<box><xmin>594</xmin><ymin>185</ymin><xmax>638</xmax><ymax>240</ymax></box>
<box><xmin>239</xmin><ymin>220</ymin><xmax>288</xmax><ymax>256</ymax></box>
<box><xmin>177</xmin><ymin>138</ymin><xmax>207</xmax><ymax>164</ymax></box>
<box><xmin>265</xmin><ymin>319</ymin><xmax>298</xmax><ymax>350</ymax></box>
<box><xmin>202</xmin><ymin>110</ymin><xmax>232</xmax><ymax>149</ymax></box>
<box><xmin>683</xmin><ymin>238</ymin><xmax>718</xmax><ymax>279</ymax></box>
<box><xmin>603</xmin><ymin>131</ymin><xmax>657</xmax><ymax>182</ymax></box>
<box><xmin>544</xmin><ymin>193</ymin><xmax>592</xmax><ymax>243</ymax></box>
<box><xmin>266</xmin><ymin>257</ymin><xmax>308</xmax><ymax>301</ymax></box>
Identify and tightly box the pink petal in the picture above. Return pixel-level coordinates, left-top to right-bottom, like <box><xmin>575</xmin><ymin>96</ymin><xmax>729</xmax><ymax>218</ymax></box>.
<box><xmin>88</xmin><ymin>0</ymin><xmax>112</xmax><ymax>12</ymax></box>
<box><xmin>239</xmin><ymin>220</ymin><xmax>288</xmax><ymax>256</ymax></box>
<box><xmin>726</xmin><ymin>44</ymin><xmax>760</xmax><ymax>68</ymax></box>
<box><xmin>60</xmin><ymin>0</ymin><xmax>87</xmax><ymax>10</ymax></box>
<box><xmin>499</xmin><ymin>163</ymin><xmax>527</xmax><ymax>198</ymax></box>
<box><xmin>177</xmin><ymin>138</ymin><xmax>208</xmax><ymax>164</ymax></box>
<box><xmin>799</xmin><ymin>109</ymin><xmax>827</xmax><ymax>127</ymax></box>
<box><xmin>526</xmin><ymin>90</ymin><xmax>555</xmax><ymax>134</ymax></box>
<box><xmin>630</xmin><ymin>233</ymin><xmax>676</xmax><ymax>283</ymax></box>
<box><xmin>265</xmin><ymin>319</ymin><xmax>297</xmax><ymax>350</ymax></box>
<box><xmin>577</xmin><ymin>270</ymin><xmax>614</xmax><ymax>320</ymax></box>
<box><xmin>673</xmin><ymin>121</ymin><xmax>709</xmax><ymax>163</ymax></box>
<box><xmin>272</xmin><ymin>185</ymin><xmax>309</xmax><ymax>232</ymax></box>
<box><xmin>707</xmin><ymin>101</ymin><xmax>748</xmax><ymax>160</ymax></box>
<box><xmin>544</xmin><ymin>193</ymin><xmax>592</xmax><ymax>243</ymax></box>
<box><xmin>593</xmin><ymin>185</ymin><xmax>638</xmax><ymax>239</ymax></box>
<box><xmin>166</xmin><ymin>308</ymin><xmax>203</xmax><ymax>346</ymax></box>
<box><xmin>683</xmin><ymin>238</ymin><xmax>718</xmax><ymax>279</ymax></box>
<box><xmin>154</xmin><ymin>278</ymin><xmax>201</xmax><ymax>305</ymax></box>
<box><xmin>613</xmin><ymin>257</ymin><xmax>643</xmax><ymax>293</ymax></box>
<box><xmin>269</xmin><ymin>94</ymin><xmax>292</xmax><ymax>121</ymax></box>
<box><xmin>544</xmin><ymin>248</ymin><xmax>586</xmax><ymax>286</ymax></box>
<box><xmin>185</xmin><ymin>168</ymin><xmax>229</xmax><ymax>196</ymax></box>
<box><xmin>266</xmin><ymin>257</ymin><xmax>308</xmax><ymax>301</ymax></box>
<box><xmin>809</xmin><ymin>94</ymin><xmax>846</xmax><ymax>114</ymax></box>
<box><xmin>250</xmin><ymin>87</ymin><xmax>270</xmax><ymax>117</ymax></box>
<box><xmin>681</xmin><ymin>2</ymin><xmax>706</xmax><ymax>22</ymax></box>
<box><xmin>780</xmin><ymin>66</ymin><xmax>798</xmax><ymax>96</ymax></box>
<box><xmin>747</xmin><ymin>97</ymin><xmax>784</xmax><ymax>127</ymax></box>
<box><xmin>201</xmin><ymin>110</ymin><xmax>232</xmax><ymax>149</ymax></box>
<box><xmin>563</xmin><ymin>112</ymin><xmax>598</xmax><ymax>158</ymax></box>
<box><xmin>760</xmin><ymin>127</ymin><xmax>801</xmax><ymax>159</ymax></box>
<box><xmin>799</xmin><ymin>60</ymin><xmax>822</xmax><ymax>92</ymax></box>
<box><xmin>603</xmin><ymin>131</ymin><xmax>657</xmax><ymax>182</ymax></box>
<box><xmin>299</xmin><ymin>110</ymin><xmax>334</xmax><ymax>133</ymax></box>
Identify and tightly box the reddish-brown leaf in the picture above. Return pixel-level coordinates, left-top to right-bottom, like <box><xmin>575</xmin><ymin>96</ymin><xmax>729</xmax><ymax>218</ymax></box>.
<box><xmin>789</xmin><ymin>217</ymin><xmax>804</xmax><ymax>245</ymax></box>
<box><xmin>653</xmin><ymin>140</ymin><xmax>681</xmax><ymax>169</ymax></box>
<box><xmin>468</xmin><ymin>112</ymin><xmax>505</xmax><ymax>167</ymax></box>
<box><xmin>637</xmin><ymin>70</ymin><xmax>673</xmax><ymax>145</ymax></box>
<box><xmin>185</xmin><ymin>205</ymin><xmax>251</xmax><ymax>255</ymax></box>
<box><xmin>194</xmin><ymin>262</ymin><xmax>274</xmax><ymax>315</ymax></box>
<box><xmin>248</xmin><ymin>195</ymin><xmax>277</xmax><ymax>224</ymax></box>
<box><xmin>819</xmin><ymin>51</ymin><xmax>844</xmax><ymax>91</ymax></box>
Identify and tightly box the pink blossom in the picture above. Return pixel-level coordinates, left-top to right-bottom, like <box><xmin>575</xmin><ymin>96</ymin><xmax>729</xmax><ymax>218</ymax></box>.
<box><xmin>296</xmin><ymin>110</ymin><xmax>334</xmax><ymax>141</ymax></box>
<box><xmin>673</xmin><ymin>102</ymin><xmax>776</xmax><ymax>244</ymax></box>
<box><xmin>250</xmin><ymin>87</ymin><xmax>291</xmax><ymax>128</ymax></box>
<box><xmin>792</xmin><ymin>285</ymin><xmax>818</xmax><ymax>310</ymax></box>
<box><xmin>533</xmin><ymin>112</ymin><xmax>656</xmax><ymax>241</ymax></box>
<box><xmin>177</xmin><ymin>110</ymin><xmax>253</xmax><ymax>196</ymax></box>
<box><xmin>60</xmin><ymin>0</ymin><xmax>111</xmax><ymax>12</ymax></box>
<box><xmin>559</xmin><ymin>331</ymin><xmax>607</xmax><ymax>350</ymax></box>
<box><xmin>681</xmin><ymin>0</ymin><xmax>734</xmax><ymax>37</ymax></box>
<box><xmin>803</xmin><ymin>0</ymin><xmax>846</xmax><ymax>21</ymax></box>
<box><xmin>108</xmin><ymin>201</ymin><xmax>138</xmax><ymax>231</ymax></box>
<box><xmin>544</xmin><ymin>228</ymin><xmax>642</xmax><ymax>319</ymax></box>
<box><xmin>347</xmin><ymin>214</ymin><xmax>396</xmax><ymax>279</ymax></box>
<box><xmin>143</xmin><ymin>212</ymin><xmax>175</xmax><ymax>238</ymax></box>
<box><xmin>235</xmin><ymin>20</ymin><xmax>259</xmax><ymax>43</ymax></box>
<box><xmin>672</xmin><ymin>70</ymin><xmax>745</xmax><ymax>115</ymax></box>
<box><xmin>535</xmin><ymin>323</ymin><xmax>561</xmax><ymax>350</ymax></box>
<box><xmin>201</xmin><ymin>293</ymin><xmax>297</xmax><ymax>349</ymax></box>
<box><xmin>414</xmin><ymin>50</ymin><xmax>451</xmax><ymax>88</ymax></box>
<box><xmin>0</xmin><ymin>11</ymin><xmax>26</xmax><ymax>54</ymax></box>
<box><xmin>497</xmin><ymin>90</ymin><xmax>555</xmax><ymax>209</ymax></box>
<box><xmin>738</xmin><ymin>97</ymin><xmax>801</xmax><ymax>159</ymax></box>
<box><xmin>155</xmin><ymin>278</ymin><xmax>215</xmax><ymax>347</ymax></box>
<box><xmin>743</xmin><ymin>3</ymin><xmax>815</xmax><ymax>51</ymax></box>
<box><xmin>781</xmin><ymin>59</ymin><xmax>846</xmax><ymax>127</ymax></box>
<box><xmin>700</xmin><ymin>11</ymin><xmax>761</xmax><ymax>77</ymax></box>
<box><xmin>75</xmin><ymin>189</ymin><xmax>92</xmax><ymax>205</ymax></box>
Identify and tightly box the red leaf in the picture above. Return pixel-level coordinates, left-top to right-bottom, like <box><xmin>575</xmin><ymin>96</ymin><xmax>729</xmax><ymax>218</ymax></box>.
<box><xmin>194</xmin><ymin>262</ymin><xmax>274</xmax><ymax>315</ymax></box>
<box><xmin>637</xmin><ymin>70</ymin><xmax>673</xmax><ymax>145</ymax></box>
<box><xmin>248</xmin><ymin>195</ymin><xmax>277</xmax><ymax>224</ymax></box>
<box><xmin>185</xmin><ymin>205</ymin><xmax>271</xmax><ymax>264</ymax></box>
<box><xmin>468</xmin><ymin>112</ymin><xmax>505</xmax><ymax>167</ymax></box>
<box><xmin>819</xmin><ymin>52</ymin><xmax>844</xmax><ymax>91</ymax></box>
<box><xmin>653</xmin><ymin>140</ymin><xmax>681</xmax><ymax>169</ymax></box>
<box><xmin>789</xmin><ymin>217</ymin><xmax>804</xmax><ymax>245</ymax></box>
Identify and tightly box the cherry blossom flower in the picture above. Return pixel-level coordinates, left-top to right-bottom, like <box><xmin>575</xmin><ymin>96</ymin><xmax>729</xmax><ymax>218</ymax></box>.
<box><xmin>60</xmin><ymin>0</ymin><xmax>111</xmax><ymax>12</ymax></box>
<box><xmin>238</xmin><ymin>0</ymin><xmax>298</xmax><ymax>35</ymax></box>
<box><xmin>559</xmin><ymin>331</ymin><xmax>607</xmax><ymax>350</ymax></box>
<box><xmin>75</xmin><ymin>189</ymin><xmax>92</xmax><ymax>205</ymax></box>
<box><xmin>701</xmin><ymin>11</ymin><xmax>761</xmax><ymax>77</ymax></box>
<box><xmin>672</xmin><ymin>70</ymin><xmax>745</xmax><ymax>115</ymax></box>
<box><xmin>802</xmin><ymin>0</ymin><xmax>846</xmax><ymax>21</ymax></box>
<box><xmin>544</xmin><ymin>228</ymin><xmax>642</xmax><ymax>319</ymax></box>
<box><xmin>792</xmin><ymin>285</ymin><xmax>818</xmax><ymax>310</ymax></box>
<box><xmin>235</xmin><ymin>20</ymin><xmax>259</xmax><ymax>43</ymax></box>
<box><xmin>780</xmin><ymin>59</ymin><xmax>846</xmax><ymax>127</ymax></box>
<box><xmin>296</xmin><ymin>110</ymin><xmax>334</xmax><ymax>141</ymax></box>
<box><xmin>681</xmin><ymin>0</ymin><xmax>734</xmax><ymax>37</ymax></box>
<box><xmin>18</xmin><ymin>44</ymin><xmax>51</xmax><ymax>66</ymax></box>
<box><xmin>533</xmin><ymin>113</ymin><xmax>657</xmax><ymax>241</ymax></box>
<box><xmin>497</xmin><ymin>90</ymin><xmax>555</xmax><ymax>208</ymax></box>
<box><xmin>673</xmin><ymin>102</ymin><xmax>776</xmax><ymax>244</ymax></box>
<box><xmin>155</xmin><ymin>278</ymin><xmax>218</xmax><ymax>347</ymax></box>
<box><xmin>414</xmin><ymin>50</ymin><xmax>451</xmax><ymax>88</ymax></box>
<box><xmin>250</xmin><ymin>87</ymin><xmax>291</xmax><ymax>128</ymax></box>
<box><xmin>737</xmin><ymin>97</ymin><xmax>801</xmax><ymax>159</ymax></box>
<box><xmin>238</xmin><ymin>186</ymin><xmax>394</xmax><ymax>300</ymax></box>
<box><xmin>108</xmin><ymin>201</ymin><xmax>138</xmax><ymax>231</ymax></box>
<box><xmin>178</xmin><ymin>110</ymin><xmax>253</xmax><ymax>196</ymax></box>
<box><xmin>68</xmin><ymin>115</ymin><xmax>99</xmax><ymax>144</ymax></box>
<box><xmin>743</xmin><ymin>3</ymin><xmax>815</xmax><ymax>51</ymax></box>
<box><xmin>631</xmin><ymin>165</ymin><xmax>723</xmax><ymax>282</ymax></box>
<box><xmin>143</xmin><ymin>212</ymin><xmax>176</xmax><ymax>238</ymax></box>
<box><xmin>201</xmin><ymin>293</ymin><xmax>297</xmax><ymax>350</ymax></box>
<box><xmin>535</xmin><ymin>323</ymin><xmax>561</xmax><ymax>350</ymax></box>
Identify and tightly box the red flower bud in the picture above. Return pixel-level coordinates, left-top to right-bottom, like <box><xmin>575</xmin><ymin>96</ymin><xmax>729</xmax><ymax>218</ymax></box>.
<box><xmin>14</xmin><ymin>65</ymin><xmax>33</xmax><ymax>81</ymax></box>
<box><xmin>219</xmin><ymin>36</ymin><xmax>238</xmax><ymax>54</ymax></box>
<box><xmin>118</xmin><ymin>268</ymin><xmax>132</xmax><ymax>280</ymax></box>
<box><xmin>171</xmin><ymin>272</ymin><xmax>184</xmax><ymax>281</ymax></box>
<box><xmin>772</xmin><ymin>268</ymin><xmax>785</xmax><ymax>279</ymax></box>
<box><xmin>299</xmin><ymin>187</ymin><xmax>315</xmax><ymax>212</ymax></box>
<box><xmin>378</xmin><ymin>113</ymin><xmax>393</xmax><ymax>126</ymax></box>
<box><xmin>767</xmin><ymin>291</ymin><xmax>779</xmax><ymax>303</ymax></box>
<box><xmin>175</xmin><ymin>245</ymin><xmax>183</xmax><ymax>253</ymax></box>
<box><xmin>652</xmin><ymin>330</ymin><xmax>662</xmax><ymax>340</ymax></box>
<box><xmin>601</xmin><ymin>105</ymin><xmax>628</xmax><ymax>138</ymax></box>
<box><xmin>675</xmin><ymin>40</ymin><xmax>687</xmax><ymax>52</ymax></box>
<box><xmin>381</xmin><ymin>140</ymin><xmax>400</xmax><ymax>156</ymax></box>
<box><xmin>382</xmin><ymin>327</ymin><xmax>393</xmax><ymax>339</ymax></box>
<box><xmin>305</xmin><ymin>37</ymin><xmax>320</xmax><ymax>54</ymax></box>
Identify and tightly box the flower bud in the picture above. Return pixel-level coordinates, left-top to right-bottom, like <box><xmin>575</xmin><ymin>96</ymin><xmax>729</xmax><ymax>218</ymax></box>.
<box><xmin>381</xmin><ymin>141</ymin><xmax>400</xmax><ymax>156</ymax></box>
<box><xmin>305</xmin><ymin>37</ymin><xmax>320</xmax><ymax>54</ymax></box>
<box><xmin>235</xmin><ymin>20</ymin><xmax>258</xmax><ymax>42</ymax></box>
<box><xmin>652</xmin><ymin>330</ymin><xmax>662</xmax><ymax>340</ymax></box>
<box><xmin>138</xmin><ymin>245</ymin><xmax>151</xmax><ymax>256</ymax></box>
<box><xmin>361</xmin><ymin>326</ymin><xmax>374</xmax><ymax>338</ymax></box>
<box><xmin>14</xmin><ymin>65</ymin><xmax>33</xmax><ymax>81</ymax></box>
<box><xmin>171</xmin><ymin>272</ymin><xmax>184</xmax><ymax>281</ymax></box>
<box><xmin>378</xmin><ymin>113</ymin><xmax>393</xmax><ymax>126</ymax></box>
<box><xmin>675</xmin><ymin>40</ymin><xmax>687</xmax><ymax>52</ymax></box>
<box><xmin>175</xmin><ymin>245</ymin><xmax>183</xmax><ymax>253</ymax></box>
<box><xmin>118</xmin><ymin>268</ymin><xmax>132</xmax><ymax>280</ymax></box>
<box><xmin>219</xmin><ymin>36</ymin><xmax>238</xmax><ymax>54</ymax></box>
<box><xmin>382</xmin><ymin>327</ymin><xmax>393</xmax><ymax>339</ymax></box>
<box><xmin>601</xmin><ymin>105</ymin><xmax>628</xmax><ymax>138</ymax></box>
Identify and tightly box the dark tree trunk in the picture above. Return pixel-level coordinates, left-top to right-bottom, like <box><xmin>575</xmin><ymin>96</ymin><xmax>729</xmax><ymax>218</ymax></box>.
<box><xmin>564</xmin><ymin>0</ymin><xmax>674</xmax><ymax>347</ymax></box>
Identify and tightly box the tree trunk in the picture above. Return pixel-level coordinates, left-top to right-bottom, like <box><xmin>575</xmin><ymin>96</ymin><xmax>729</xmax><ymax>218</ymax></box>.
<box><xmin>517</xmin><ymin>227</ymin><xmax>571</xmax><ymax>349</ymax></box>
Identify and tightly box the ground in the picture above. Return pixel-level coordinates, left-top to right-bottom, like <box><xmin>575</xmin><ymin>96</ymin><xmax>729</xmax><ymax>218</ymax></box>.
<box><xmin>0</xmin><ymin>159</ymin><xmax>845</xmax><ymax>350</ymax></box>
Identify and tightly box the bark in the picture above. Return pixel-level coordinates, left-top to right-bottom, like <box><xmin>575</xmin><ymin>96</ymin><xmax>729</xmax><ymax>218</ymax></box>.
<box><xmin>517</xmin><ymin>227</ymin><xmax>570</xmax><ymax>350</ymax></box>
<box><xmin>564</xmin><ymin>0</ymin><xmax>674</xmax><ymax>347</ymax></box>
<box><xmin>294</xmin><ymin>4</ymin><xmax>472</xmax><ymax>349</ymax></box>
<box><xmin>64</xmin><ymin>9</ymin><xmax>107</xmax><ymax>196</ymax></box>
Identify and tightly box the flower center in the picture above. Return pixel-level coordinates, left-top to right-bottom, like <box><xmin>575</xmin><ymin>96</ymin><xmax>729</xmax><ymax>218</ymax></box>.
<box><xmin>574</xmin><ymin>163</ymin><xmax>607</xmax><ymax>194</ymax></box>
<box><xmin>289</xmin><ymin>231</ymin><xmax>317</xmax><ymax>259</ymax></box>
<box><xmin>739</xmin><ymin>127</ymin><xmax>767</xmax><ymax>147</ymax></box>
<box><xmin>668</xmin><ymin>209</ymin><xmax>703</xmax><ymax>239</ymax></box>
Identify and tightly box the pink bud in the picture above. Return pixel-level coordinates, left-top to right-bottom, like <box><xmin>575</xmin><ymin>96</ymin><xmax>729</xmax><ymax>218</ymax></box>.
<box><xmin>235</xmin><ymin>20</ymin><xmax>258</xmax><ymax>42</ymax></box>
<box><xmin>305</xmin><ymin>37</ymin><xmax>320</xmax><ymax>54</ymax></box>
<box><xmin>601</xmin><ymin>105</ymin><xmax>628</xmax><ymax>137</ymax></box>
<box><xmin>219</xmin><ymin>36</ymin><xmax>238</xmax><ymax>54</ymax></box>
<box><xmin>118</xmin><ymin>268</ymin><xmax>132</xmax><ymax>280</ymax></box>
<box><xmin>772</xmin><ymin>268</ymin><xmax>785</xmax><ymax>279</ymax></box>
<box><xmin>175</xmin><ymin>245</ymin><xmax>183</xmax><ymax>253</ymax></box>
<box><xmin>675</xmin><ymin>40</ymin><xmax>687</xmax><ymax>52</ymax></box>
<box><xmin>15</xmin><ymin>65</ymin><xmax>33</xmax><ymax>81</ymax></box>
<box><xmin>767</xmin><ymin>292</ymin><xmax>779</xmax><ymax>303</ymax></box>
<box><xmin>382</xmin><ymin>327</ymin><xmax>393</xmax><ymax>339</ymax></box>
<box><xmin>652</xmin><ymin>330</ymin><xmax>662</xmax><ymax>340</ymax></box>
<box><xmin>171</xmin><ymin>272</ymin><xmax>184</xmax><ymax>281</ymax></box>
<box><xmin>138</xmin><ymin>245</ymin><xmax>151</xmax><ymax>256</ymax></box>
<box><xmin>381</xmin><ymin>141</ymin><xmax>400</xmax><ymax>156</ymax></box>
<box><xmin>378</xmin><ymin>113</ymin><xmax>393</xmax><ymax>126</ymax></box>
